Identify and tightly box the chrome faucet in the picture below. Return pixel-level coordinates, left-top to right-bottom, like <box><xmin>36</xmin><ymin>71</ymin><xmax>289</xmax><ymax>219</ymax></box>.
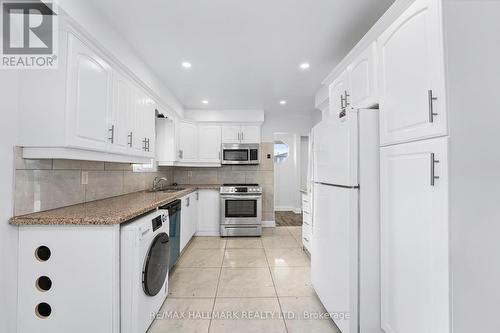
<box><xmin>152</xmin><ymin>177</ymin><xmax>168</xmax><ymax>191</ymax></box>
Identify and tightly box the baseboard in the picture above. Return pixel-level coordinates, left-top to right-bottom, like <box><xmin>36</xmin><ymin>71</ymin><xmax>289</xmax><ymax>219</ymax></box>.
<box><xmin>262</xmin><ymin>220</ymin><xmax>276</xmax><ymax>227</ymax></box>
<box><xmin>275</xmin><ymin>206</ymin><xmax>303</xmax><ymax>214</ymax></box>
<box><xmin>195</xmin><ymin>231</ymin><xmax>220</xmax><ymax>236</ymax></box>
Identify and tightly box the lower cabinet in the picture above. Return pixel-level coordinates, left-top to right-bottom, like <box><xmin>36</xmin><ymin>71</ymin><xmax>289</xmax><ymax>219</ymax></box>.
<box><xmin>301</xmin><ymin>192</ymin><xmax>312</xmax><ymax>252</ymax></box>
<box><xmin>380</xmin><ymin>136</ymin><xmax>449</xmax><ymax>333</ymax></box>
<box><xmin>196</xmin><ymin>189</ymin><xmax>221</xmax><ymax>236</ymax></box>
<box><xmin>180</xmin><ymin>191</ymin><xmax>198</xmax><ymax>252</ymax></box>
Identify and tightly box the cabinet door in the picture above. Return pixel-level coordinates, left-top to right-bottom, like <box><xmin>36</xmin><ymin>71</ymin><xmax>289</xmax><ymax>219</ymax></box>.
<box><xmin>197</xmin><ymin>190</ymin><xmax>220</xmax><ymax>235</ymax></box>
<box><xmin>198</xmin><ymin>125</ymin><xmax>221</xmax><ymax>162</ymax></box>
<box><xmin>178</xmin><ymin>121</ymin><xmax>198</xmax><ymax>161</ymax></box>
<box><xmin>348</xmin><ymin>42</ymin><xmax>378</xmax><ymax>109</ymax></box>
<box><xmin>66</xmin><ymin>34</ymin><xmax>111</xmax><ymax>151</ymax></box>
<box><xmin>221</xmin><ymin>126</ymin><xmax>241</xmax><ymax>143</ymax></box>
<box><xmin>190</xmin><ymin>192</ymin><xmax>199</xmax><ymax>238</ymax></box>
<box><xmin>180</xmin><ymin>195</ymin><xmax>191</xmax><ymax>252</ymax></box>
<box><xmin>378</xmin><ymin>0</ymin><xmax>446</xmax><ymax>145</ymax></box>
<box><xmin>240</xmin><ymin>125</ymin><xmax>261</xmax><ymax>143</ymax></box>
<box><xmin>328</xmin><ymin>70</ymin><xmax>349</xmax><ymax>118</ymax></box>
<box><xmin>380</xmin><ymin>137</ymin><xmax>449</xmax><ymax>333</ymax></box>
<box><xmin>110</xmin><ymin>71</ymin><xmax>132</xmax><ymax>154</ymax></box>
<box><xmin>130</xmin><ymin>87</ymin><xmax>146</xmax><ymax>155</ymax></box>
<box><xmin>143</xmin><ymin>99</ymin><xmax>156</xmax><ymax>158</ymax></box>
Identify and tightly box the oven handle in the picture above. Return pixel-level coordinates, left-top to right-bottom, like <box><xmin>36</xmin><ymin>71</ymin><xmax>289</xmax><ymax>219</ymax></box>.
<box><xmin>221</xmin><ymin>195</ymin><xmax>262</xmax><ymax>200</ymax></box>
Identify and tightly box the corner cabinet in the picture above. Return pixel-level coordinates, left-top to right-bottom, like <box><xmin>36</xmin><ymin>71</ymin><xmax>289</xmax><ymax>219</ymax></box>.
<box><xmin>377</xmin><ymin>0</ymin><xmax>447</xmax><ymax>146</ymax></box>
<box><xmin>380</xmin><ymin>137</ymin><xmax>449</xmax><ymax>333</ymax></box>
<box><xmin>19</xmin><ymin>28</ymin><xmax>157</xmax><ymax>163</ymax></box>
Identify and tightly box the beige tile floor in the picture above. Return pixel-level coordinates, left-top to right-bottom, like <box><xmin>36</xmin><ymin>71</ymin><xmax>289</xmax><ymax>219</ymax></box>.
<box><xmin>148</xmin><ymin>226</ymin><xmax>341</xmax><ymax>333</ymax></box>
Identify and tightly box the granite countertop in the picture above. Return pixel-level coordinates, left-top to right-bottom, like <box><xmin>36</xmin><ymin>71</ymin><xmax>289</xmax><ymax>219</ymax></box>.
<box><xmin>10</xmin><ymin>184</ymin><xmax>221</xmax><ymax>226</ymax></box>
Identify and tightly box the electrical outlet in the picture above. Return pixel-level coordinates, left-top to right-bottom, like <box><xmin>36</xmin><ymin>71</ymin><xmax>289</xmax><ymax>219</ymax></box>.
<box><xmin>81</xmin><ymin>171</ymin><xmax>88</xmax><ymax>185</ymax></box>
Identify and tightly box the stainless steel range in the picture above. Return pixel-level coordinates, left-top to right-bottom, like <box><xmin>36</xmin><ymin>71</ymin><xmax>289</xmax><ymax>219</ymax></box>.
<box><xmin>220</xmin><ymin>183</ymin><xmax>262</xmax><ymax>237</ymax></box>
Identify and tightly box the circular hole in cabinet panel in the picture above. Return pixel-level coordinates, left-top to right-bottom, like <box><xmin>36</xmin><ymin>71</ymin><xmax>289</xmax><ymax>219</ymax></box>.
<box><xmin>35</xmin><ymin>276</ymin><xmax>52</xmax><ymax>292</ymax></box>
<box><xmin>35</xmin><ymin>246</ymin><xmax>51</xmax><ymax>262</ymax></box>
<box><xmin>35</xmin><ymin>303</ymin><xmax>52</xmax><ymax>319</ymax></box>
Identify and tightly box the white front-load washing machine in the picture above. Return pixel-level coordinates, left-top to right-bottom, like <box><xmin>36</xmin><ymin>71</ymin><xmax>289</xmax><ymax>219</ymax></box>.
<box><xmin>121</xmin><ymin>209</ymin><xmax>170</xmax><ymax>333</ymax></box>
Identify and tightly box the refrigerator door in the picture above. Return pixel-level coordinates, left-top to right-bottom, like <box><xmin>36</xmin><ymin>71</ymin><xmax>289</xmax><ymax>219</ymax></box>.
<box><xmin>311</xmin><ymin>183</ymin><xmax>359</xmax><ymax>333</ymax></box>
<box><xmin>313</xmin><ymin>109</ymin><xmax>359</xmax><ymax>187</ymax></box>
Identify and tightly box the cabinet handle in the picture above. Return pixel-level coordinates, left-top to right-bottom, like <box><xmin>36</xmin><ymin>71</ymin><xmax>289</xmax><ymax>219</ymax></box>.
<box><xmin>428</xmin><ymin>90</ymin><xmax>438</xmax><ymax>123</ymax></box>
<box><xmin>241</xmin><ymin>132</ymin><xmax>244</xmax><ymax>141</ymax></box>
<box><xmin>179</xmin><ymin>149</ymin><xmax>183</xmax><ymax>159</ymax></box>
<box><xmin>303</xmin><ymin>220</ymin><xmax>310</xmax><ymax>226</ymax></box>
<box><xmin>303</xmin><ymin>236</ymin><xmax>310</xmax><ymax>242</ymax></box>
<box><xmin>108</xmin><ymin>125</ymin><xmax>114</xmax><ymax>144</ymax></box>
<box><xmin>430</xmin><ymin>153</ymin><xmax>440</xmax><ymax>186</ymax></box>
<box><xmin>186</xmin><ymin>197</ymin><xmax>190</xmax><ymax>207</ymax></box>
<box><xmin>128</xmin><ymin>132</ymin><xmax>133</xmax><ymax>147</ymax></box>
<box><xmin>196</xmin><ymin>192</ymin><xmax>199</xmax><ymax>201</ymax></box>
<box><xmin>344</xmin><ymin>90</ymin><xmax>350</xmax><ymax>107</ymax></box>
<box><xmin>142</xmin><ymin>138</ymin><xmax>147</xmax><ymax>151</ymax></box>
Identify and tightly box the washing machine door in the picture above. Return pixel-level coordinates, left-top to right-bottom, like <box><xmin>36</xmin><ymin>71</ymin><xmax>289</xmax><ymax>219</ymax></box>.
<box><xmin>142</xmin><ymin>232</ymin><xmax>170</xmax><ymax>296</ymax></box>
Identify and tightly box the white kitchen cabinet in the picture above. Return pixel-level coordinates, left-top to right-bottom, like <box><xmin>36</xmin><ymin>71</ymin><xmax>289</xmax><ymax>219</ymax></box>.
<box><xmin>380</xmin><ymin>137</ymin><xmax>449</xmax><ymax>333</ymax></box>
<box><xmin>196</xmin><ymin>189</ymin><xmax>221</xmax><ymax>236</ymax></box>
<box><xmin>240</xmin><ymin>125</ymin><xmax>261</xmax><ymax>143</ymax></box>
<box><xmin>110</xmin><ymin>71</ymin><xmax>133</xmax><ymax>154</ymax></box>
<box><xmin>178</xmin><ymin>121</ymin><xmax>198</xmax><ymax>162</ymax></box>
<box><xmin>328</xmin><ymin>70</ymin><xmax>349</xmax><ymax>118</ymax></box>
<box><xmin>221</xmin><ymin>126</ymin><xmax>242</xmax><ymax>143</ymax></box>
<box><xmin>221</xmin><ymin>125</ymin><xmax>261</xmax><ymax>144</ymax></box>
<box><xmin>156</xmin><ymin>116</ymin><xmax>177</xmax><ymax>166</ymax></box>
<box><xmin>378</xmin><ymin>0</ymin><xmax>446</xmax><ymax>146</ymax></box>
<box><xmin>18</xmin><ymin>29</ymin><xmax>155</xmax><ymax>163</ymax></box>
<box><xmin>347</xmin><ymin>42</ymin><xmax>378</xmax><ymax>109</ymax></box>
<box><xmin>198</xmin><ymin>125</ymin><xmax>221</xmax><ymax>163</ymax></box>
<box><xmin>66</xmin><ymin>33</ymin><xmax>112</xmax><ymax>151</ymax></box>
<box><xmin>301</xmin><ymin>192</ymin><xmax>312</xmax><ymax>252</ymax></box>
<box><xmin>180</xmin><ymin>191</ymin><xmax>198</xmax><ymax>252</ymax></box>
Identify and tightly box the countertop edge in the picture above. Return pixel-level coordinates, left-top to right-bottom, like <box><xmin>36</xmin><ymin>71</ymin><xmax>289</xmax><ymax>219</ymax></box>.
<box><xmin>10</xmin><ymin>185</ymin><xmax>220</xmax><ymax>226</ymax></box>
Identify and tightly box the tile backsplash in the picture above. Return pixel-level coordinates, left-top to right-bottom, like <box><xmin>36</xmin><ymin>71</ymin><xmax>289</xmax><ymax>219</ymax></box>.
<box><xmin>13</xmin><ymin>143</ymin><xmax>275</xmax><ymax>221</ymax></box>
<box><xmin>14</xmin><ymin>147</ymin><xmax>173</xmax><ymax>216</ymax></box>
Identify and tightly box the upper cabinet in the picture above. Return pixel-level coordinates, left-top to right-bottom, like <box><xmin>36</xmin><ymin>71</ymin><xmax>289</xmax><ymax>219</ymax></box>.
<box><xmin>347</xmin><ymin>42</ymin><xmax>378</xmax><ymax>109</ymax></box>
<box><xmin>19</xmin><ymin>29</ymin><xmax>159</xmax><ymax>163</ymax></box>
<box><xmin>378</xmin><ymin>0</ymin><xmax>446</xmax><ymax>146</ymax></box>
<box><xmin>328</xmin><ymin>70</ymin><xmax>349</xmax><ymax>119</ymax></box>
<box><xmin>66</xmin><ymin>34</ymin><xmax>112</xmax><ymax>151</ymax></box>
<box><xmin>198</xmin><ymin>125</ymin><xmax>221</xmax><ymax>163</ymax></box>
<box><xmin>178</xmin><ymin>121</ymin><xmax>198</xmax><ymax>162</ymax></box>
<box><xmin>221</xmin><ymin>125</ymin><xmax>261</xmax><ymax>144</ymax></box>
<box><xmin>328</xmin><ymin>42</ymin><xmax>378</xmax><ymax>119</ymax></box>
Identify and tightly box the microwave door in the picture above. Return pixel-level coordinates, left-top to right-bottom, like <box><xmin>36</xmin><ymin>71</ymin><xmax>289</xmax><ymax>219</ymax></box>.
<box><xmin>223</xmin><ymin>149</ymin><xmax>249</xmax><ymax>164</ymax></box>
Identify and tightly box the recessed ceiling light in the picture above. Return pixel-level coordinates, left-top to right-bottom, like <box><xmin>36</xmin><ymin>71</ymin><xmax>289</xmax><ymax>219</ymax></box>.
<box><xmin>202</xmin><ymin>100</ymin><xmax>209</xmax><ymax>104</ymax></box>
<box><xmin>300</xmin><ymin>63</ymin><xmax>310</xmax><ymax>70</ymax></box>
<box><xmin>181</xmin><ymin>61</ymin><xmax>192</xmax><ymax>68</ymax></box>
<box><xmin>279</xmin><ymin>100</ymin><xmax>287</xmax><ymax>105</ymax></box>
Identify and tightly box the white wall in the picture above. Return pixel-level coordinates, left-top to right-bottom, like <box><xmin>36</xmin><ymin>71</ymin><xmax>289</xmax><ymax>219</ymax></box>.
<box><xmin>0</xmin><ymin>72</ymin><xmax>20</xmax><ymax>333</ymax></box>
<box><xmin>274</xmin><ymin>133</ymin><xmax>301</xmax><ymax>212</ymax></box>
<box><xmin>262</xmin><ymin>113</ymin><xmax>314</xmax><ymax>142</ymax></box>
<box><xmin>57</xmin><ymin>0</ymin><xmax>184</xmax><ymax>117</ymax></box>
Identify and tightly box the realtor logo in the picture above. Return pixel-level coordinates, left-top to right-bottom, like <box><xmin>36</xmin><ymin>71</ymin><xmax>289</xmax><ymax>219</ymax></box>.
<box><xmin>1</xmin><ymin>1</ymin><xmax>58</xmax><ymax>69</ymax></box>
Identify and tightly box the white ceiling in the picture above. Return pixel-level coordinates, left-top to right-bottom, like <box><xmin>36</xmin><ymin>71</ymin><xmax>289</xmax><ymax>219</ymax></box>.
<box><xmin>88</xmin><ymin>0</ymin><xmax>394</xmax><ymax>115</ymax></box>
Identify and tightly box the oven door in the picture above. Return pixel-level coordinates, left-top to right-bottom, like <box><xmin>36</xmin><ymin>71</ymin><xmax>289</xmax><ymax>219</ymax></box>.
<box><xmin>221</xmin><ymin>195</ymin><xmax>262</xmax><ymax>225</ymax></box>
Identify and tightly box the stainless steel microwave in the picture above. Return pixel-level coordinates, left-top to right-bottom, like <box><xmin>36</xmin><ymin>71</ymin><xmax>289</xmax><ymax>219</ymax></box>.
<box><xmin>221</xmin><ymin>144</ymin><xmax>260</xmax><ymax>165</ymax></box>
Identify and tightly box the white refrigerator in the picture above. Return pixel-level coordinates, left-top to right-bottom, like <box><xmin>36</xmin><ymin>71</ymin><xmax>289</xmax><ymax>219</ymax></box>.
<box><xmin>311</xmin><ymin>108</ymin><xmax>382</xmax><ymax>333</ymax></box>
